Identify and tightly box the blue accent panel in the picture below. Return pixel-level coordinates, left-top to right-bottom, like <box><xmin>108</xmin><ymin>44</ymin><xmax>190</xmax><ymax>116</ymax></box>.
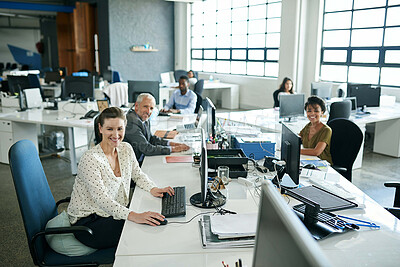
<box><xmin>0</xmin><ymin>1</ymin><xmax>74</xmax><ymax>13</ymax></box>
<box><xmin>8</xmin><ymin>44</ymin><xmax>42</xmax><ymax>70</ymax></box>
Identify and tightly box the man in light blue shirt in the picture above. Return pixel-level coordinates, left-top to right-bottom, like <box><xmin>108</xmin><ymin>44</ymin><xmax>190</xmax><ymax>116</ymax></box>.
<box><xmin>161</xmin><ymin>75</ymin><xmax>197</xmax><ymax>114</ymax></box>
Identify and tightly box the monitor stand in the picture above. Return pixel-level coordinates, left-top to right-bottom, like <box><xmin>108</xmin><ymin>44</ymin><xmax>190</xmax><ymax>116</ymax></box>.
<box><xmin>190</xmin><ymin>187</ymin><xmax>226</xmax><ymax>208</ymax></box>
<box><xmin>357</xmin><ymin>105</ymin><xmax>371</xmax><ymax>115</ymax></box>
<box><xmin>271</xmin><ymin>173</ymin><xmax>298</xmax><ymax>190</ymax></box>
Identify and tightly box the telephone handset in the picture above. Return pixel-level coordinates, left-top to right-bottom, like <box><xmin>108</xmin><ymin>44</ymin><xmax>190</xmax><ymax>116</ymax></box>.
<box><xmin>81</xmin><ymin>110</ymin><xmax>99</xmax><ymax>119</ymax></box>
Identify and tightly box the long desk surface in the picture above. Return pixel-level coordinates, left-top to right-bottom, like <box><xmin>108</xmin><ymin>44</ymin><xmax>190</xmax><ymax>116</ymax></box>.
<box><xmin>0</xmin><ymin>102</ymin><xmax>94</xmax><ymax>174</ymax></box>
<box><xmin>114</xmin><ymin>137</ymin><xmax>400</xmax><ymax>266</ymax></box>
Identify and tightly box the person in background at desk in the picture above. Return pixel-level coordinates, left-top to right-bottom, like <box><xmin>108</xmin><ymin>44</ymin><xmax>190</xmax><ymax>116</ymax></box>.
<box><xmin>67</xmin><ymin>107</ymin><xmax>175</xmax><ymax>249</ymax></box>
<box><xmin>124</xmin><ymin>93</ymin><xmax>189</xmax><ymax>164</ymax></box>
<box><xmin>160</xmin><ymin>75</ymin><xmax>197</xmax><ymax>114</ymax></box>
<box><xmin>273</xmin><ymin>77</ymin><xmax>294</xmax><ymax>108</ymax></box>
<box><xmin>299</xmin><ymin>96</ymin><xmax>333</xmax><ymax>165</ymax></box>
<box><xmin>187</xmin><ymin>70</ymin><xmax>197</xmax><ymax>90</ymax></box>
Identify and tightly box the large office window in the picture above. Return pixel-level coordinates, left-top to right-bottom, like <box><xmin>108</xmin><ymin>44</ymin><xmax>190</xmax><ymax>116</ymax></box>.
<box><xmin>190</xmin><ymin>0</ymin><xmax>282</xmax><ymax>78</ymax></box>
<box><xmin>320</xmin><ymin>0</ymin><xmax>400</xmax><ymax>87</ymax></box>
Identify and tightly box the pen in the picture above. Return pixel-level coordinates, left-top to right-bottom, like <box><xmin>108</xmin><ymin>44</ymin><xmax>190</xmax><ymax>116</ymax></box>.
<box><xmin>239</xmin><ymin>259</ymin><xmax>242</xmax><ymax>267</ymax></box>
<box><xmin>222</xmin><ymin>261</ymin><xmax>227</xmax><ymax>267</ymax></box>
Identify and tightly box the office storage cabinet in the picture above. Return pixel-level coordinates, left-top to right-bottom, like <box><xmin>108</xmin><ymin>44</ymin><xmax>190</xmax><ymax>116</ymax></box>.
<box><xmin>0</xmin><ymin>120</ymin><xmax>38</xmax><ymax>164</ymax></box>
<box><xmin>0</xmin><ymin>120</ymin><xmax>14</xmax><ymax>163</ymax></box>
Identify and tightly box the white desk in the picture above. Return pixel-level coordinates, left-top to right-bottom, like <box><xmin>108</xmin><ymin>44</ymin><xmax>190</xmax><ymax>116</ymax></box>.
<box><xmin>114</xmin><ymin>151</ymin><xmax>400</xmax><ymax>266</ymax></box>
<box><xmin>160</xmin><ymin>82</ymin><xmax>240</xmax><ymax>109</ymax></box>
<box><xmin>217</xmin><ymin>103</ymin><xmax>400</xmax><ymax>168</ymax></box>
<box><xmin>0</xmin><ymin>103</ymin><xmax>93</xmax><ymax>175</ymax></box>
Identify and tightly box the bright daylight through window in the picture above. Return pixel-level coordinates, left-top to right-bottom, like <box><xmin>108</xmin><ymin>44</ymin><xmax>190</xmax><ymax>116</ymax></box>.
<box><xmin>320</xmin><ymin>0</ymin><xmax>400</xmax><ymax>87</ymax></box>
<box><xmin>190</xmin><ymin>0</ymin><xmax>282</xmax><ymax>78</ymax></box>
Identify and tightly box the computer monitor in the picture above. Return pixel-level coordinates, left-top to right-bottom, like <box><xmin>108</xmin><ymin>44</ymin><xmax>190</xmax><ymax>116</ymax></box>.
<box><xmin>280</xmin><ymin>123</ymin><xmax>301</xmax><ymax>188</ymax></box>
<box><xmin>311</xmin><ymin>82</ymin><xmax>333</xmax><ymax>100</ymax></box>
<box><xmin>62</xmin><ymin>75</ymin><xmax>95</xmax><ymax>100</ymax></box>
<box><xmin>346</xmin><ymin>97</ymin><xmax>357</xmax><ymax>113</ymax></box>
<box><xmin>128</xmin><ymin>80</ymin><xmax>160</xmax><ymax>104</ymax></box>
<box><xmin>252</xmin><ymin>181</ymin><xmax>331</xmax><ymax>267</ymax></box>
<box><xmin>347</xmin><ymin>83</ymin><xmax>381</xmax><ymax>111</ymax></box>
<box><xmin>44</xmin><ymin>71</ymin><xmax>61</xmax><ymax>84</ymax></box>
<box><xmin>190</xmin><ymin>128</ymin><xmax>226</xmax><ymax>208</ymax></box>
<box><xmin>204</xmin><ymin>97</ymin><xmax>216</xmax><ymax>139</ymax></box>
<box><xmin>7</xmin><ymin>75</ymin><xmax>31</xmax><ymax>95</ymax></box>
<box><xmin>279</xmin><ymin>94</ymin><xmax>305</xmax><ymax>121</ymax></box>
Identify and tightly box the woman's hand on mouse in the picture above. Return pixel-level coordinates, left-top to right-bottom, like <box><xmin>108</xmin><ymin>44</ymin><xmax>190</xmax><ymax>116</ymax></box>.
<box><xmin>128</xmin><ymin>211</ymin><xmax>165</xmax><ymax>226</ymax></box>
<box><xmin>150</xmin><ymin>186</ymin><xmax>175</xmax><ymax>198</ymax></box>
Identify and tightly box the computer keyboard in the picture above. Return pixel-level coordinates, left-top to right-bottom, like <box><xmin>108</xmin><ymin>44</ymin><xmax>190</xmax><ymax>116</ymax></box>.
<box><xmin>161</xmin><ymin>186</ymin><xmax>186</xmax><ymax>218</ymax></box>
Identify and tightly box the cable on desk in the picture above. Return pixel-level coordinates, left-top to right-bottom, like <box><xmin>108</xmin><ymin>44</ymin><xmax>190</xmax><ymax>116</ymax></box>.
<box><xmin>168</xmin><ymin>211</ymin><xmax>215</xmax><ymax>225</ymax></box>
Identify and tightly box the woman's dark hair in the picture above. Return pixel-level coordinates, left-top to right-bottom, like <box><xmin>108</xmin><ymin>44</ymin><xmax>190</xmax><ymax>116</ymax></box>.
<box><xmin>98</xmin><ymin>107</ymin><xmax>126</xmax><ymax>126</ymax></box>
<box><xmin>304</xmin><ymin>96</ymin><xmax>327</xmax><ymax>113</ymax></box>
<box><xmin>278</xmin><ymin>77</ymin><xmax>294</xmax><ymax>94</ymax></box>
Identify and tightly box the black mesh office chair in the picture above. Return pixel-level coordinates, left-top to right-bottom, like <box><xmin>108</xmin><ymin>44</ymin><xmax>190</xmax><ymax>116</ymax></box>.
<box><xmin>328</xmin><ymin>100</ymin><xmax>351</xmax><ymax>123</ymax></box>
<box><xmin>273</xmin><ymin>89</ymin><xmax>280</xmax><ymax>108</ymax></box>
<box><xmin>384</xmin><ymin>182</ymin><xmax>400</xmax><ymax>219</ymax></box>
<box><xmin>194</xmin><ymin>92</ymin><xmax>203</xmax><ymax>114</ymax></box>
<box><xmin>327</xmin><ymin>118</ymin><xmax>363</xmax><ymax>182</ymax></box>
<box><xmin>194</xmin><ymin>79</ymin><xmax>204</xmax><ymax>96</ymax></box>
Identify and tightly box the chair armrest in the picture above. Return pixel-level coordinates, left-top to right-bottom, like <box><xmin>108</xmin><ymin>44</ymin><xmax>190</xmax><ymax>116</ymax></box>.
<box><xmin>30</xmin><ymin>225</ymin><xmax>93</xmax><ymax>266</ymax></box>
<box><xmin>56</xmin><ymin>197</ymin><xmax>71</xmax><ymax>207</ymax></box>
<box><xmin>384</xmin><ymin>182</ymin><xmax>400</xmax><ymax>188</ymax></box>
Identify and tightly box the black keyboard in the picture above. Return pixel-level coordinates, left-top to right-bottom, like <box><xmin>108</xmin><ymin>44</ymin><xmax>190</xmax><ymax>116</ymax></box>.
<box><xmin>293</xmin><ymin>204</ymin><xmax>348</xmax><ymax>230</ymax></box>
<box><xmin>161</xmin><ymin>186</ymin><xmax>186</xmax><ymax>218</ymax></box>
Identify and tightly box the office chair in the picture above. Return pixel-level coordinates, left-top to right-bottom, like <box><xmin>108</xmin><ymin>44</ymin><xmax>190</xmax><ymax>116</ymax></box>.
<box><xmin>194</xmin><ymin>79</ymin><xmax>204</xmax><ymax>96</ymax></box>
<box><xmin>273</xmin><ymin>89</ymin><xmax>280</xmax><ymax>108</ymax></box>
<box><xmin>112</xmin><ymin>71</ymin><xmax>122</xmax><ymax>83</ymax></box>
<box><xmin>327</xmin><ymin>118</ymin><xmax>363</xmax><ymax>182</ymax></box>
<box><xmin>384</xmin><ymin>182</ymin><xmax>400</xmax><ymax>219</ymax></box>
<box><xmin>328</xmin><ymin>100</ymin><xmax>351</xmax><ymax>123</ymax></box>
<box><xmin>194</xmin><ymin>91</ymin><xmax>203</xmax><ymax>114</ymax></box>
<box><xmin>9</xmin><ymin>140</ymin><xmax>115</xmax><ymax>266</ymax></box>
<box><xmin>174</xmin><ymin>69</ymin><xmax>187</xmax><ymax>82</ymax></box>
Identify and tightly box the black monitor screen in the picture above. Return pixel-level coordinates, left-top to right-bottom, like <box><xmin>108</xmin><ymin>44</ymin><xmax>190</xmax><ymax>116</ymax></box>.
<box><xmin>128</xmin><ymin>80</ymin><xmax>160</xmax><ymax>104</ymax></box>
<box><xmin>279</xmin><ymin>94</ymin><xmax>305</xmax><ymax>120</ymax></box>
<box><xmin>311</xmin><ymin>82</ymin><xmax>332</xmax><ymax>100</ymax></box>
<box><xmin>347</xmin><ymin>83</ymin><xmax>381</xmax><ymax>108</ymax></box>
<box><xmin>62</xmin><ymin>75</ymin><xmax>94</xmax><ymax>100</ymax></box>
<box><xmin>252</xmin><ymin>181</ymin><xmax>330</xmax><ymax>267</ymax></box>
<box><xmin>7</xmin><ymin>75</ymin><xmax>31</xmax><ymax>95</ymax></box>
<box><xmin>281</xmin><ymin>123</ymin><xmax>302</xmax><ymax>186</ymax></box>
<box><xmin>204</xmin><ymin>97</ymin><xmax>216</xmax><ymax>139</ymax></box>
<box><xmin>44</xmin><ymin>71</ymin><xmax>61</xmax><ymax>84</ymax></box>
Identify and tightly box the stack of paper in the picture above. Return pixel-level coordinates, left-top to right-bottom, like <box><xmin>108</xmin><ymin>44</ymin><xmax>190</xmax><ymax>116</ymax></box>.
<box><xmin>210</xmin><ymin>213</ymin><xmax>257</xmax><ymax>239</ymax></box>
<box><xmin>198</xmin><ymin>214</ymin><xmax>256</xmax><ymax>248</ymax></box>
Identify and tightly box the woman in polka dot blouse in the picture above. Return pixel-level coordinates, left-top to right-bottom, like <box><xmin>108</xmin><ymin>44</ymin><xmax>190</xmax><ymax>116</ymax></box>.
<box><xmin>67</xmin><ymin>107</ymin><xmax>174</xmax><ymax>249</ymax></box>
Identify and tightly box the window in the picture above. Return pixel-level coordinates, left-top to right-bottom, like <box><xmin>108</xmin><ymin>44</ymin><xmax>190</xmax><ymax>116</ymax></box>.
<box><xmin>320</xmin><ymin>0</ymin><xmax>400</xmax><ymax>87</ymax></box>
<box><xmin>190</xmin><ymin>0</ymin><xmax>282</xmax><ymax>78</ymax></box>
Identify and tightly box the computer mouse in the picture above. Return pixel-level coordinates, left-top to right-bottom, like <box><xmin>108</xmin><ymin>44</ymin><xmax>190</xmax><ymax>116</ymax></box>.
<box><xmin>303</xmin><ymin>164</ymin><xmax>318</xmax><ymax>170</ymax></box>
<box><xmin>155</xmin><ymin>218</ymin><xmax>168</xmax><ymax>226</ymax></box>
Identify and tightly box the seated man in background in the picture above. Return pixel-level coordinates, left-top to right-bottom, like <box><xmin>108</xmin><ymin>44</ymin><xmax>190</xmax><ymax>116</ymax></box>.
<box><xmin>160</xmin><ymin>76</ymin><xmax>197</xmax><ymax>114</ymax></box>
<box><xmin>124</xmin><ymin>93</ymin><xmax>189</xmax><ymax>164</ymax></box>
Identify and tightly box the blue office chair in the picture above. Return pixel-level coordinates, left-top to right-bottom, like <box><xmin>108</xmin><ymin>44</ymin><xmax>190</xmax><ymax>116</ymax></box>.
<box><xmin>327</xmin><ymin>118</ymin><xmax>363</xmax><ymax>182</ymax></box>
<box><xmin>174</xmin><ymin>70</ymin><xmax>187</xmax><ymax>82</ymax></box>
<box><xmin>194</xmin><ymin>79</ymin><xmax>204</xmax><ymax>96</ymax></box>
<box><xmin>9</xmin><ymin>140</ymin><xmax>115</xmax><ymax>266</ymax></box>
<box><xmin>112</xmin><ymin>71</ymin><xmax>122</xmax><ymax>83</ymax></box>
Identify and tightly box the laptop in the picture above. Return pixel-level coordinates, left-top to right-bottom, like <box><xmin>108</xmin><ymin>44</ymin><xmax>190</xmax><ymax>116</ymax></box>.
<box><xmin>176</xmin><ymin>106</ymin><xmax>203</xmax><ymax>132</ymax></box>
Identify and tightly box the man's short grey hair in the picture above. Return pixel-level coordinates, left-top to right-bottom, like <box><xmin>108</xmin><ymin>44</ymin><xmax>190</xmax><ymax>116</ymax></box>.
<box><xmin>136</xmin><ymin>93</ymin><xmax>156</xmax><ymax>105</ymax></box>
